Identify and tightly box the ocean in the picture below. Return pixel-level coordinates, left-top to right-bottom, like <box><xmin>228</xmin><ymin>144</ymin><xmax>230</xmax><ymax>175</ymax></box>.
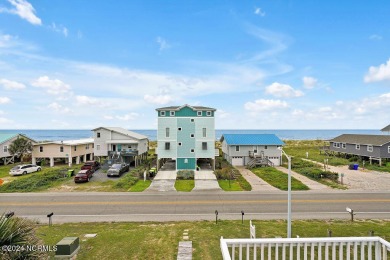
<box><xmin>0</xmin><ymin>129</ymin><xmax>384</xmax><ymax>142</ymax></box>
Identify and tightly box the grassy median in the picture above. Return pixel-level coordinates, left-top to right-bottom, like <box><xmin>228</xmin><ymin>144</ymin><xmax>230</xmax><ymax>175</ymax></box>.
<box><xmin>36</xmin><ymin>219</ymin><xmax>390</xmax><ymax>259</ymax></box>
<box><xmin>251</xmin><ymin>167</ymin><xmax>309</xmax><ymax>190</ymax></box>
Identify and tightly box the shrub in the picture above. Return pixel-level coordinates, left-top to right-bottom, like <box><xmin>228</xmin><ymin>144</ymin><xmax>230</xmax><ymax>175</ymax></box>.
<box><xmin>176</xmin><ymin>170</ymin><xmax>194</xmax><ymax>180</ymax></box>
<box><xmin>215</xmin><ymin>168</ymin><xmax>235</xmax><ymax>180</ymax></box>
<box><xmin>114</xmin><ymin>166</ymin><xmax>144</xmax><ymax>190</ymax></box>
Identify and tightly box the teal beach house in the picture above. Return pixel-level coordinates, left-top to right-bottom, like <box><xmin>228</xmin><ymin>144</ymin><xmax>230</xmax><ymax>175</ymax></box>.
<box><xmin>156</xmin><ymin>105</ymin><xmax>217</xmax><ymax>171</ymax></box>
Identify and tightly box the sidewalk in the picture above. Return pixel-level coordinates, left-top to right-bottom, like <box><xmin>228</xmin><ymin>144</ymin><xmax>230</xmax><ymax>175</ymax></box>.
<box><xmin>275</xmin><ymin>166</ymin><xmax>332</xmax><ymax>191</ymax></box>
<box><xmin>235</xmin><ymin>166</ymin><xmax>279</xmax><ymax>191</ymax></box>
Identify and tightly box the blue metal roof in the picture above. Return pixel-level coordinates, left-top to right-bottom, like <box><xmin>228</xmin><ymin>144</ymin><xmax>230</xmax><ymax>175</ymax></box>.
<box><xmin>0</xmin><ymin>133</ymin><xmax>18</xmax><ymax>144</ymax></box>
<box><xmin>221</xmin><ymin>134</ymin><xmax>285</xmax><ymax>146</ymax></box>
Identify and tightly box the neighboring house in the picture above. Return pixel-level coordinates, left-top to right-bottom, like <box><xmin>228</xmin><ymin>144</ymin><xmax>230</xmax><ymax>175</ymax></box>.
<box><xmin>92</xmin><ymin>127</ymin><xmax>148</xmax><ymax>166</ymax></box>
<box><xmin>328</xmin><ymin>134</ymin><xmax>390</xmax><ymax>165</ymax></box>
<box><xmin>220</xmin><ymin>134</ymin><xmax>284</xmax><ymax>167</ymax></box>
<box><xmin>0</xmin><ymin>133</ymin><xmax>36</xmax><ymax>165</ymax></box>
<box><xmin>381</xmin><ymin>124</ymin><xmax>390</xmax><ymax>135</ymax></box>
<box><xmin>156</xmin><ymin>105</ymin><xmax>217</xmax><ymax>170</ymax></box>
<box><xmin>32</xmin><ymin>138</ymin><xmax>94</xmax><ymax>167</ymax></box>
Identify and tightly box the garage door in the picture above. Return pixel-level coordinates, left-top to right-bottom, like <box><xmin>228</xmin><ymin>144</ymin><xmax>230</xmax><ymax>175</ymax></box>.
<box><xmin>231</xmin><ymin>157</ymin><xmax>244</xmax><ymax>166</ymax></box>
<box><xmin>269</xmin><ymin>157</ymin><xmax>280</xmax><ymax>166</ymax></box>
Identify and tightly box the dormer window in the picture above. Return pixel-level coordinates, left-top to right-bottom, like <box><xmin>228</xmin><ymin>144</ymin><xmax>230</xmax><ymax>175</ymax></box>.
<box><xmin>161</xmin><ymin>111</ymin><xmax>166</xmax><ymax>116</ymax></box>
<box><xmin>197</xmin><ymin>111</ymin><xmax>202</xmax><ymax>116</ymax></box>
<box><xmin>206</xmin><ymin>111</ymin><xmax>212</xmax><ymax>116</ymax></box>
<box><xmin>170</xmin><ymin>111</ymin><xmax>175</xmax><ymax>116</ymax></box>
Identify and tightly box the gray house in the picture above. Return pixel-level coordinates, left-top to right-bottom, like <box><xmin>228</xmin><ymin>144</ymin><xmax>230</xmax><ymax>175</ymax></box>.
<box><xmin>220</xmin><ymin>134</ymin><xmax>284</xmax><ymax>167</ymax></box>
<box><xmin>0</xmin><ymin>133</ymin><xmax>36</xmax><ymax>165</ymax></box>
<box><xmin>328</xmin><ymin>134</ymin><xmax>390</xmax><ymax>165</ymax></box>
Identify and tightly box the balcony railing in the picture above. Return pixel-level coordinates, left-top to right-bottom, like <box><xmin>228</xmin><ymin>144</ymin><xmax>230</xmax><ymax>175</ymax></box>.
<box><xmin>220</xmin><ymin>236</ymin><xmax>390</xmax><ymax>260</ymax></box>
<box><xmin>108</xmin><ymin>150</ymin><xmax>138</xmax><ymax>157</ymax></box>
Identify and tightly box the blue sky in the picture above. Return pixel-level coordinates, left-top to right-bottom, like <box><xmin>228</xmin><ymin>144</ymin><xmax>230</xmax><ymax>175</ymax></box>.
<box><xmin>1</xmin><ymin>0</ymin><xmax>390</xmax><ymax>130</ymax></box>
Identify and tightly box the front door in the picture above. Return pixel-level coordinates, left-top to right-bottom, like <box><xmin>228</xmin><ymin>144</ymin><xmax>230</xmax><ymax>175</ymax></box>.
<box><xmin>253</xmin><ymin>146</ymin><xmax>258</xmax><ymax>156</ymax></box>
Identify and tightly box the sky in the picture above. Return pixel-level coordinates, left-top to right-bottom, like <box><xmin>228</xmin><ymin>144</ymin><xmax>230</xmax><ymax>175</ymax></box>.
<box><xmin>1</xmin><ymin>0</ymin><xmax>390</xmax><ymax>130</ymax></box>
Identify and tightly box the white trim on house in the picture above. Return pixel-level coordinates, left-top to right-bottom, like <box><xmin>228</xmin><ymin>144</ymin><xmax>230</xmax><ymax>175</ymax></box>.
<box><xmin>367</xmin><ymin>145</ymin><xmax>373</xmax><ymax>152</ymax></box>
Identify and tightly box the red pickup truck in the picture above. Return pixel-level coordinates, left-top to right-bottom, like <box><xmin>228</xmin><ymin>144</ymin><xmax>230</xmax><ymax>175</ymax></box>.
<box><xmin>81</xmin><ymin>161</ymin><xmax>101</xmax><ymax>172</ymax></box>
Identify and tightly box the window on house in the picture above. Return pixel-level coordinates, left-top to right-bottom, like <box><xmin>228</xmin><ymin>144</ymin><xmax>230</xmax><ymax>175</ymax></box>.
<box><xmin>342</xmin><ymin>143</ymin><xmax>346</xmax><ymax>149</ymax></box>
<box><xmin>202</xmin><ymin>142</ymin><xmax>207</xmax><ymax>150</ymax></box>
<box><xmin>388</xmin><ymin>146</ymin><xmax>390</xmax><ymax>153</ymax></box>
<box><xmin>197</xmin><ymin>111</ymin><xmax>202</xmax><ymax>116</ymax></box>
<box><xmin>74</xmin><ymin>146</ymin><xmax>77</xmax><ymax>151</ymax></box>
<box><xmin>92</xmin><ymin>144</ymin><xmax>94</xmax><ymax>148</ymax></box>
<box><xmin>86</xmin><ymin>144</ymin><xmax>89</xmax><ymax>149</ymax></box>
<box><xmin>202</xmin><ymin>128</ymin><xmax>206</xmax><ymax>137</ymax></box>
<box><xmin>3</xmin><ymin>146</ymin><xmax>7</xmax><ymax>153</ymax></box>
<box><xmin>170</xmin><ymin>111</ymin><xmax>175</xmax><ymax>116</ymax></box>
<box><xmin>265</xmin><ymin>146</ymin><xmax>268</xmax><ymax>149</ymax></box>
<box><xmin>178</xmin><ymin>127</ymin><xmax>182</xmax><ymax>131</ymax></box>
<box><xmin>178</xmin><ymin>142</ymin><xmax>182</xmax><ymax>146</ymax></box>
<box><xmin>191</xmin><ymin>118</ymin><xmax>194</xmax><ymax>122</ymax></box>
<box><xmin>356</xmin><ymin>144</ymin><xmax>360</xmax><ymax>150</ymax></box>
<box><xmin>97</xmin><ymin>132</ymin><xmax>100</xmax><ymax>138</ymax></box>
<box><xmin>367</xmin><ymin>145</ymin><xmax>373</xmax><ymax>152</ymax></box>
<box><xmin>97</xmin><ymin>145</ymin><xmax>100</xmax><ymax>150</ymax></box>
<box><xmin>60</xmin><ymin>146</ymin><xmax>64</xmax><ymax>152</ymax></box>
<box><xmin>184</xmin><ymin>159</ymin><xmax>188</xmax><ymax>163</ymax></box>
<box><xmin>333</xmin><ymin>143</ymin><xmax>337</xmax><ymax>148</ymax></box>
<box><xmin>190</xmin><ymin>149</ymin><xmax>194</xmax><ymax>153</ymax></box>
<box><xmin>165</xmin><ymin>142</ymin><xmax>170</xmax><ymax>150</ymax></box>
<box><xmin>39</xmin><ymin>146</ymin><xmax>43</xmax><ymax>152</ymax></box>
<box><xmin>190</xmin><ymin>134</ymin><xmax>194</xmax><ymax>138</ymax></box>
<box><xmin>206</xmin><ymin>111</ymin><xmax>212</xmax><ymax>116</ymax></box>
<box><xmin>166</xmin><ymin>127</ymin><xmax>170</xmax><ymax>138</ymax></box>
<box><xmin>161</xmin><ymin>111</ymin><xmax>166</xmax><ymax>116</ymax></box>
<box><xmin>336</xmin><ymin>143</ymin><xmax>340</xmax><ymax>148</ymax></box>
<box><xmin>235</xmin><ymin>146</ymin><xmax>240</xmax><ymax>152</ymax></box>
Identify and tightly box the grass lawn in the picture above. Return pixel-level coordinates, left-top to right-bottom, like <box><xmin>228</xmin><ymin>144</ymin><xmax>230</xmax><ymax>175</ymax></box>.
<box><xmin>128</xmin><ymin>180</ymin><xmax>151</xmax><ymax>192</ymax></box>
<box><xmin>36</xmin><ymin>220</ymin><xmax>390</xmax><ymax>259</ymax></box>
<box><xmin>251</xmin><ymin>167</ymin><xmax>309</xmax><ymax>190</ymax></box>
<box><xmin>0</xmin><ymin>164</ymin><xmax>15</xmax><ymax>178</ymax></box>
<box><xmin>175</xmin><ymin>180</ymin><xmax>195</xmax><ymax>192</ymax></box>
<box><xmin>218</xmin><ymin>179</ymin><xmax>244</xmax><ymax>191</ymax></box>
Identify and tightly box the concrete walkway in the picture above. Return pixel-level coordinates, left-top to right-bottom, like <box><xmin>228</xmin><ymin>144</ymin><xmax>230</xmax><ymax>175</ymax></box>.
<box><xmin>235</xmin><ymin>166</ymin><xmax>279</xmax><ymax>191</ymax></box>
<box><xmin>276</xmin><ymin>166</ymin><xmax>331</xmax><ymax>190</ymax></box>
<box><xmin>145</xmin><ymin>170</ymin><xmax>176</xmax><ymax>192</ymax></box>
<box><xmin>193</xmin><ymin>171</ymin><xmax>221</xmax><ymax>191</ymax></box>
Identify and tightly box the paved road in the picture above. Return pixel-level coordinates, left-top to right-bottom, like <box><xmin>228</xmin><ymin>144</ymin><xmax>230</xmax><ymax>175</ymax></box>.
<box><xmin>1</xmin><ymin>191</ymin><xmax>390</xmax><ymax>223</ymax></box>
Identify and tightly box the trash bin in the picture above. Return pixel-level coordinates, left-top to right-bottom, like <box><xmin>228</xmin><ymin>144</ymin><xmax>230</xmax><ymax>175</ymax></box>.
<box><xmin>353</xmin><ymin>164</ymin><xmax>359</xmax><ymax>170</ymax></box>
<box><xmin>348</xmin><ymin>164</ymin><xmax>354</xmax><ymax>170</ymax></box>
<box><xmin>149</xmin><ymin>167</ymin><xmax>157</xmax><ymax>177</ymax></box>
<box><xmin>67</xmin><ymin>169</ymin><xmax>75</xmax><ymax>177</ymax></box>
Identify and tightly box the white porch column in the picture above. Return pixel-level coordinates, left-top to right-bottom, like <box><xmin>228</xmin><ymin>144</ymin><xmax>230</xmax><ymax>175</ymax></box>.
<box><xmin>32</xmin><ymin>157</ymin><xmax>36</xmax><ymax>165</ymax></box>
<box><xmin>68</xmin><ymin>156</ymin><xmax>72</xmax><ymax>167</ymax></box>
<box><xmin>83</xmin><ymin>154</ymin><xmax>86</xmax><ymax>163</ymax></box>
<box><xmin>50</xmin><ymin>157</ymin><xmax>54</xmax><ymax>167</ymax></box>
<box><xmin>76</xmin><ymin>156</ymin><xmax>80</xmax><ymax>164</ymax></box>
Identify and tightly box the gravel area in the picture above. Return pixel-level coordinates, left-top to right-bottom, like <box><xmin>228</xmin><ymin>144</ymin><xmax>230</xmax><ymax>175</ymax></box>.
<box><xmin>91</xmin><ymin>168</ymin><xmax>134</xmax><ymax>182</ymax></box>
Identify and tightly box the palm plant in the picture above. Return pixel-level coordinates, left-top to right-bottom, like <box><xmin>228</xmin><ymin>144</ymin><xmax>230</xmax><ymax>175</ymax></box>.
<box><xmin>8</xmin><ymin>137</ymin><xmax>33</xmax><ymax>162</ymax></box>
<box><xmin>0</xmin><ymin>213</ymin><xmax>47</xmax><ymax>259</ymax></box>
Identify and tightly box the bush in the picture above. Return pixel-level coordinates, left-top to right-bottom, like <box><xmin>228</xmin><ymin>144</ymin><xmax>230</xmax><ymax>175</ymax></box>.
<box><xmin>291</xmin><ymin>158</ymin><xmax>338</xmax><ymax>182</ymax></box>
<box><xmin>176</xmin><ymin>170</ymin><xmax>194</xmax><ymax>180</ymax></box>
<box><xmin>215</xmin><ymin>168</ymin><xmax>236</xmax><ymax>180</ymax></box>
<box><xmin>114</xmin><ymin>166</ymin><xmax>144</xmax><ymax>190</ymax></box>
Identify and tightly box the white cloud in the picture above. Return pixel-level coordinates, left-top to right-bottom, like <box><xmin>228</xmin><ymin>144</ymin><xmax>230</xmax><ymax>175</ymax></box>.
<box><xmin>156</xmin><ymin>37</ymin><xmax>170</xmax><ymax>51</ymax></box>
<box><xmin>115</xmin><ymin>113</ymin><xmax>139</xmax><ymax>121</ymax></box>
<box><xmin>364</xmin><ymin>59</ymin><xmax>390</xmax><ymax>83</ymax></box>
<box><xmin>47</xmin><ymin>102</ymin><xmax>72</xmax><ymax>114</ymax></box>
<box><xmin>244</xmin><ymin>99</ymin><xmax>288</xmax><ymax>113</ymax></box>
<box><xmin>50</xmin><ymin>23</ymin><xmax>68</xmax><ymax>37</ymax></box>
<box><xmin>31</xmin><ymin>76</ymin><xmax>71</xmax><ymax>95</ymax></box>
<box><xmin>76</xmin><ymin>95</ymin><xmax>98</xmax><ymax>105</ymax></box>
<box><xmin>0</xmin><ymin>0</ymin><xmax>42</xmax><ymax>25</ymax></box>
<box><xmin>216</xmin><ymin>109</ymin><xmax>230</xmax><ymax>119</ymax></box>
<box><xmin>302</xmin><ymin>76</ymin><xmax>318</xmax><ymax>89</ymax></box>
<box><xmin>254</xmin><ymin>7</ymin><xmax>265</xmax><ymax>16</ymax></box>
<box><xmin>144</xmin><ymin>94</ymin><xmax>174</xmax><ymax>105</ymax></box>
<box><xmin>369</xmin><ymin>34</ymin><xmax>382</xmax><ymax>41</ymax></box>
<box><xmin>265</xmin><ymin>82</ymin><xmax>304</xmax><ymax>98</ymax></box>
<box><xmin>0</xmin><ymin>78</ymin><xmax>25</xmax><ymax>90</ymax></box>
<box><xmin>0</xmin><ymin>97</ymin><xmax>11</xmax><ymax>104</ymax></box>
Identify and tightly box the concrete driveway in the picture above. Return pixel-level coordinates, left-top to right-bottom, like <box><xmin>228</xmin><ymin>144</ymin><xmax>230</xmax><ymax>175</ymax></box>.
<box><xmin>146</xmin><ymin>161</ymin><xmax>177</xmax><ymax>192</ymax></box>
<box><xmin>193</xmin><ymin>171</ymin><xmax>221</xmax><ymax>191</ymax></box>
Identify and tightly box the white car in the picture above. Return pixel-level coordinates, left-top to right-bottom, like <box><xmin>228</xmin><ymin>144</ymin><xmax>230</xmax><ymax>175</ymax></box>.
<box><xmin>9</xmin><ymin>164</ymin><xmax>42</xmax><ymax>176</ymax></box>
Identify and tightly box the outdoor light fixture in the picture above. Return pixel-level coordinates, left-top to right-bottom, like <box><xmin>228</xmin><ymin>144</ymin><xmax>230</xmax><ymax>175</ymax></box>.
<box><xmin>5</xmin><ymin>211</ymin><xmax>14</xmax><ymax>218</ymax></box>
<box><xmin>278</xmin><ymin>147</ymin><xmax>292</xmax><ymax>238</ymax></box>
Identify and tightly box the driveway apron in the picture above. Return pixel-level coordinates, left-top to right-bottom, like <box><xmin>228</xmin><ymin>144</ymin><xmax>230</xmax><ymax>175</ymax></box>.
<box><xmin>193</xmin><ymin>171</ymin><xmax>221</xmax><ymax>191</ymax></box>
<box><xmin>146</xmin><ymin>170</ymin><xmax>177</xmax><ymax>192</ymax></box>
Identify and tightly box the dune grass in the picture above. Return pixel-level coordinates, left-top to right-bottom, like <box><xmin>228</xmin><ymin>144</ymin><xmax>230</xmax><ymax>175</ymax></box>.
<box><xmin>251</xmin><ymin>167</ymin><xmax>309</xmax><ymax>190</ymax></box>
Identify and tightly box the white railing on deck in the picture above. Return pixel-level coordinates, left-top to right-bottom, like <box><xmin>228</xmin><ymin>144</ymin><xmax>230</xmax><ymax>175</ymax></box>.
<box><xmin>215</xmin><ymin>149</ymin><xmax>220</xmax><ymax>156</ymax></box>
<box><xmin>220</xmin><ymin>236</ymin><xmax>390</xmax><ymax>260</ymax></box>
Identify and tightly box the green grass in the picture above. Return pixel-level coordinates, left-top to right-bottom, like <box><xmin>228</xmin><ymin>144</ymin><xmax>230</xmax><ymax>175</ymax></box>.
<box><xmin>129</xmin><ymin>180</ymin><xmax>152</xmax><ymax>192</ymax></box>
<box><xmin>0</xmin><ymin>164</ymin><xmax>15</xmax><ymax>178</ymax></box>
<box><xmin>35</xmin><ymin>220</ymin><xmax>390</xmax><ymax>259</ymax></box>
<box><xmin>218</xmin><ymin>179</ymin><xmax>243</xmax><ymax>191</ymax></box>
<box><xmin>251</xmin><ymin>167</ymin><xmax>309</xmax><ymax>190</ymax></box>
<box><xmin>236</xmin><ymin>174</ymin><xmax>252</xmax><ymax>191</ymax></box>
<box><xmin>175</xmin><ymin>180</ymin><xmax>195</xmax><ymax>192</ymax></box>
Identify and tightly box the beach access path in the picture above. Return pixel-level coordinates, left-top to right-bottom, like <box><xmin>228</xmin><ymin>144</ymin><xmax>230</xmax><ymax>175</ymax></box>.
<box><xmin>302</xmin><ymin>158</ymin><xmax>390</xmax><ymax>190</ymax></box>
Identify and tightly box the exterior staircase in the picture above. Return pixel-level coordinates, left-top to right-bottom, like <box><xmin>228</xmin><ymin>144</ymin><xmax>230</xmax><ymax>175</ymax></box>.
<box><xmin>246</xmin><ymin>152</ymin><xmax>274</xmax><ymax>169</ymax></box>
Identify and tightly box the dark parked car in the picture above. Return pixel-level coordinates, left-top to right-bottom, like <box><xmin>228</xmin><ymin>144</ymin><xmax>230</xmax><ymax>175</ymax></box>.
<box><xmin>74</xmin><ymin>169</ymin><xmax>94</xmax><ymax>183</ymax></box>
<box><xmin>107</xmin><ymin>163</ymin><xmax>129</xmax><ymax>177</ymax></box>
<box><xmin>81</xmin><ymin>161</ymin><xmax>100</xmax><ymax>172</ymax></box>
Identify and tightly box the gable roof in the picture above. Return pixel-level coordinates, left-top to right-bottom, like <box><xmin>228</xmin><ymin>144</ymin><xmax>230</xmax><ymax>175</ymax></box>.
<box><xmin>91</xmin><ymin>127</ymin><xmax>148</xmax><ymax>140</ymax></box>
<box><xmin>381</xmin><ymin>124</ymin><xmax>390</xmax><ymax>132</ymax></box>
<box><xmin>220</xmin><ymin>134</ymin><xmax>284</xmax><ymax>146</ymax></box>
<box><xmin>329</xmin><ymin>134</ymin><xmax>390</xmax><ymax>146</ymax></box>
<box><xmin>156</xmin><ymin>104</ymin><xmax>216</xmax><ymax>111</ymax></box>
<box><xmin>0</xmin><ymin>133</ymin><xmax>36</xmax><ymax>145</ymax></box>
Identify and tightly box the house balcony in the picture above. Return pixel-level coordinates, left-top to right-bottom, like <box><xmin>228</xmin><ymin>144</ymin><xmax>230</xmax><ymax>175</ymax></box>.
<box><xmin>108</xmin><ymin>150</ymin><xmax>138</xmax><ymax>157</ymax></box>
<box><xmin>220</xmin><ymin>236</ymin><xmax>390</xmax><ymax>260</ymax></box>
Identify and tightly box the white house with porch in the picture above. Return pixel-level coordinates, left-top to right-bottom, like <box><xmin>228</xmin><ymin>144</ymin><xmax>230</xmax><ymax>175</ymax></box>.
<box><xmin>92</xmin><ymin>127</ymin><xmax>148</xmax><ymax>166</ymax></box>
<box><xmin>31</xmin><ymin>138</ymin><xmax>94</xmax><ymax>167</ymax></box>
<box><xmin>0</xmin><ymin>133</ymin><xmax>36</xmax><ymax>165</ymax></box>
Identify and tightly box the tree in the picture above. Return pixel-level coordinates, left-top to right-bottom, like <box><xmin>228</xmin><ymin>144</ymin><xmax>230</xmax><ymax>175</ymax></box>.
<box><xmin>0</xmin><ymin>214</ymin><xmax>48</xmax><ymax>259</ymax></box>
<box><xmin>8</xmin><ymin>137</ymin><xmax>33</xmax><ymax>162</ymax></box>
